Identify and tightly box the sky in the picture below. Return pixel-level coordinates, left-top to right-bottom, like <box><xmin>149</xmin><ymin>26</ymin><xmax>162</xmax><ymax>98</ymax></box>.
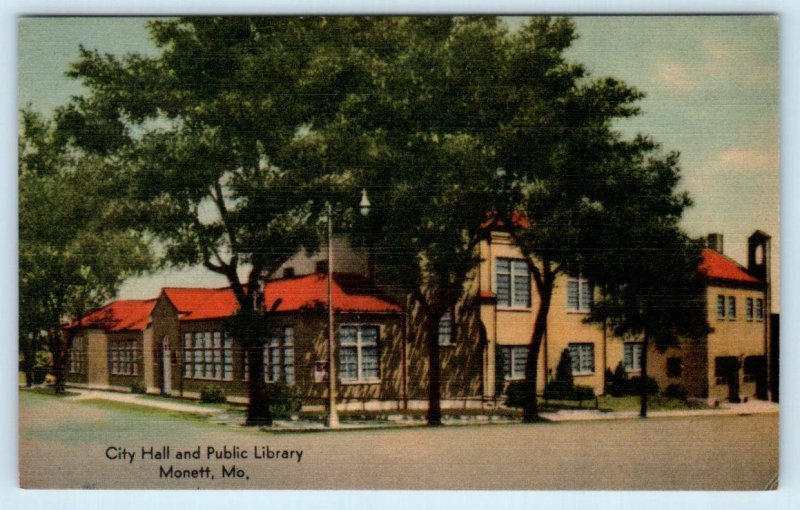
<box><xmin>18</xmin><ymin>16</ymin><xmax>781</xmax><ymax>308</ymax></box>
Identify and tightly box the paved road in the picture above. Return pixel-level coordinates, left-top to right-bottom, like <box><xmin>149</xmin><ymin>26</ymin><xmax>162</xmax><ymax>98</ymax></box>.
<box><xmin>19</xmin><ymin>391</ymin><xmax>777</xmax><ymax>490</ymax></box>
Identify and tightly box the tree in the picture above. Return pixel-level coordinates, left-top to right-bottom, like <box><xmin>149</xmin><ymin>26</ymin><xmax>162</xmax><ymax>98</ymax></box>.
<box><xmin>482</xmin><ymin>17</ymin><xmax>699</xmax><ymax>421</ymax></box>
<box><xmin>59</xmin><ymin>17</ymin><xmax>403</xmax><ymax>424</ymax></box>
<box><xmin>19</xmin><ymin>108</ymin><xmax>152</xmax><ymax>391</ymax></box>
<box><xmin>316</xmin><ymin>17</ymin><xmax>505</xmax><ymax>425</ymax></box>
<box><xmin>586</xmin><ymin>226</ymin><xmax>709</xmax><ymax>417</ymax></box>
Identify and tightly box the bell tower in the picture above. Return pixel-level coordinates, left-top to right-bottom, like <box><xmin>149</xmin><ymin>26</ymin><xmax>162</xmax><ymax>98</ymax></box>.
<box><xmin>747</xmin><ymin>230</ymin><xmax>771</xmax><ymax>283</ymax></box>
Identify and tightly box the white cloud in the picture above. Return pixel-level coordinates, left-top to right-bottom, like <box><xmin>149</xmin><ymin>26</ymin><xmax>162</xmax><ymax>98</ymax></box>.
<box><xmin>655</xmin><ymin>62</ymin><xmax>699</xmax><ymax>91</ymax></box>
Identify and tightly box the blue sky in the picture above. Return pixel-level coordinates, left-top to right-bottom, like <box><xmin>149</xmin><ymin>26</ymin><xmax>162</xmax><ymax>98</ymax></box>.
<box><xmin>18</xmin><ymin>16</ymin><xmax>781</xmax><ymax>307</ymax></box>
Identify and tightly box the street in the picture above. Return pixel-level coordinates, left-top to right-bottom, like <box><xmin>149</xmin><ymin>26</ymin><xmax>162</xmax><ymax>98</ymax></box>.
<box><xmin>19</xmin><ymin>391</ymin><xmax>777</xmax><ymax>490</ymax></box>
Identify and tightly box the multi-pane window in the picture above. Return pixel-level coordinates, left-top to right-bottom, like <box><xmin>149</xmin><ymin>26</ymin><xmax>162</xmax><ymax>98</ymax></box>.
<box><xmin>568</xmin><ymin>343</ymin><xmax>595</xmax><ymax>375</ymax></box>
<box><xmin>109</xmin><ymin>340</ymin><xmax>138</xmax><ymax>376</ymax></box>
<box><xmin>438</xmin><ymin>311</ymin><xmax>454</xmax><ymax>346</ymax></box>
<box><xmin>623</xmin><ymin>342</ymin><xmax>643</xmax><ymax>372</ymax></box>
<box><xmin>266</xmin><ymin>327</ymin><xmax>295</xmax><ymax>384</ymax></box>
<box><xmin>500</xmin><ymin>346</ymin><xmax>528</xmax><ymax>380</ymax></box>
<box><xmin>746</xmin><ymin>298</ymin><xmax>754</xmax><ymax>321</ymax></box>
<box><xmin>667</xmin><ymin>357</ymin><xmax>683</xmax><ymax>378</ymax></box>
<box><xmin>567</xmin><ymin>277</ymin><xmax>592</xmax><ymax>312</ymax></box>
<box><xmin>496</xmin><ymin>258</ymin><xmax>531</xmax><ymax>308</ymax></box>
<box><xmin>756</xmin><ymin>298</ymin><xmax>764</xmax><ymax>321</ymax></box>
<box><xmin>339</xmin><ymin>325</ymin><xmax>380</xmax><ymax>382</ymax></box>
<box><xmin>183</xmin><ymin>331</ymin><xmax>232</xmax><ymax>381</ymax></box>
<box><xmin>69</xmin><ymin>337</ymin><xmax>86</xmax><ymax>374</ymax></box>
<box><xmin>716</xmin><ymin>295</ymin><xmax>726</xmax><ymax>319</ymax></box>
<box><xmin>727</xmin><ymin>296</ymin><xmax>736</xmax><ymax>320</ymax></box>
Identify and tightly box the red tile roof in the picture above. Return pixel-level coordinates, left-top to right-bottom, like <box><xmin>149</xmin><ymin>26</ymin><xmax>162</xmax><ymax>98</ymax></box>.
<box><xmin>64</xmin><ymin>299</ymin><xmax>157</xmax><ymax>332</ymax></box>
<box><xmin>162</xmin><ymin>286</ymin><xmax>240</xmax><ymax>321</ymax></box>
<box><xmin>162</xmin><ymin>273</ymin><xmax>401</xmax><ymax>321</ymax></box>
<box><xmin>698</xmin><ymin>249</ymin><xmax>760</xmax><ymax>283</ymax></box>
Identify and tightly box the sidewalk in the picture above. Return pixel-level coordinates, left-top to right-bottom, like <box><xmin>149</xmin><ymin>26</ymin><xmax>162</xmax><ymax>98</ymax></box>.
<box><xmin>541</xmin><ymin>399</ymin><xmax>779</xmax><ymax>422</ymax></box>
<box><xmin>36</xmin><ymin>386</ymin><xmax>779</xmax><ymax>429</ymax></box>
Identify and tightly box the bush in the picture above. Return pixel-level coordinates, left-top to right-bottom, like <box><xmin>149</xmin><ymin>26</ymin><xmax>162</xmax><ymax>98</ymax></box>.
<box><xmin>663</xmin><ymin>383</ymin><xmax>688</xmax><ymax>401</ymax></box>
<box><xmin>268</xmin><ymin>384</ymin><xmax>302</xmax><ymax>419</ymax></box>
<box><xmin>628</xmin><ymin>376</ymin><xmax>659</xmax><ymax>395</ymax></box>
<box><xmin>572</xmin><ymin>385</ymin><xmax>596</xmax><ymax>401</ymax></box>
<box><xmin>32</xmin><ymin>366</ymin><xmax>48</xmax><ymax>385</ymax></box>
<box><xmin>130</xmin><ymin>380</ymin><xmax>147</xmax><ymax>394</ymax></box>
<box><xmin>504</xmin><ymin>380</ymin><xmax>529</xmax><ymax>408</ymax></box>
<box><xmin>200</xmin><ymin>385</ymin><xmax>226</xmax><ymax>404</ymax></box>
<box><xmin>604</xmin><ymin>362</ymin><xmax>628</xmax><ymax>397</ymax></box>
<box><xmin>542</xmin><ymin>380</ymin><xmax>572</xmax><ymax>400</ymax></box>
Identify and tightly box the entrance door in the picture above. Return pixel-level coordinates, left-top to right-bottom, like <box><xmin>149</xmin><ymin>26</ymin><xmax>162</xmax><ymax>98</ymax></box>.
<box><xmin>715</xmin><ymin>356</ymin><xmax>740</xmax><ymax>403</ymax></box>
<box><xmin>162</xmin><ymin>337</ymin><xmax>171</xmax><ymax>395</ymax></box>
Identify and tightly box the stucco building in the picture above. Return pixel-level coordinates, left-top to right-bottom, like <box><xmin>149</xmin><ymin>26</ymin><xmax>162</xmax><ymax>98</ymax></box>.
<box><xmin>64</xmin><ymin>230</ymin><xmax>773</xmax><ymax>408</ymax></box>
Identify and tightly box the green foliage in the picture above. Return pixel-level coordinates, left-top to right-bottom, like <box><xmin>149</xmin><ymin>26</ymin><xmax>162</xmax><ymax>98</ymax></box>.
<box><xmin>267</xmin><ymin>384</ymin><xmax>303</xmax><ymax>419</ymax></box>
<box><xmin>663</xmin><ymin>383</ymin><xmax>688</xmax><ymax>401</ymax></box>
<box><xmin>19</xmin><ymin>109</ymin><xmax>154</xmax><ymax>392</ymax></box>
<box><xmin>504</xmin><ymin>381</ymin><xmax>528</xmax><ymax>408</ymax></box>
<box><xmin>554</xmin><ymin>348</ymin><xmax>574</xmax><ymax>389</ymax></box>
<box><xmin>604</xmin><ymin>363</ymin><xmax>659</xmax><ymax>397</ymax></box>
<box><xmin>130</xmin><ymin>380</ymin><xmax>147</xmax><ymax>394</ymax></box>
<box><xmin>572</xmin><ymin>385</ymin><xmax>596</xmax><ymax>401</ymax></box>
<box><xmin>200</xmin><ymin>385</ymin><xmax>226</xmax><ymax>404</ymax></box>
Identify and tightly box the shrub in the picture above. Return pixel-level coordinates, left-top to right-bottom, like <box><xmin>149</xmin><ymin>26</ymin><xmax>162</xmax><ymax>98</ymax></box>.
<box><xmin>130</xmin><ymin>380</ymin><xmax>147</xmax><ymax>394</ymax></box>
<box><xmin>604</xmin><ymin>362</ymin><xmax>628</xmax><ymax>397</ymax></box>
<box><xmin>663</xmin><ymin>383</ymin><xmax>688</xmax><ymax>401</ymax></box>
<box><xmin>268</xmin><ymin>383</ymin><xmax>302</xmax><ymax>419</ymax></box>
<box><xmin>628</xmin><ymin>376</ymin><xmax>659</xmax><ymax>395</ymax></box>
<box><xmin>504</xmin><ymin>380</ymin><xmax>528</xmax><ymax>408</ymax></box>
<box><xmin>572</xmin><ymin>385</ymin><xmax>596</xmax><ymax>401</ymax></box>
<box><xmin>200</xmin><ymin>385</ymin><xmax>226</xmax><ymax>404</ymax></box>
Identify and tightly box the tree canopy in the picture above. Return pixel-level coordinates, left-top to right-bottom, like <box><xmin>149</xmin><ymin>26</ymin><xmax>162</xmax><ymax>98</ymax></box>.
<box><xmin>19</xmin><ymin>108</ymin><xmax>153</xmax><ymax>391</ymax></box>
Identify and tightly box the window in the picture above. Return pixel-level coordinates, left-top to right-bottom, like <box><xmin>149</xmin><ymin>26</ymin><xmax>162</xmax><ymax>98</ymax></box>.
<box><xmin>746</xmin><ymin>298</ymin><xmax>754</xmax><ymax>321</ymax></box>
<box><xmin>183</xmin><ymin>330</ymin><xmax>232</xmax><ymax>381</ymax></box>
<box><xmin>109</xmin><ymin>339</ymin><xmax>138</xmax><ymax>376</ymax></box>
<box><xmin>623</xmin><ymin>342</ymin><xmax>643</xmax><ymax>372</ymax></box>
<box><xmin>500</xmin><ymin>346</ymin><xmax>528</xmax><ymax>380</ymax></box>
<box><xmin>756</xmin><ymin>299</ymin><xmax>764</xmax><ymax>321</ymax></box>
<box><xmin>339</xmin><ymin>325</ymin><xmax>380</xmax><ymax>382</ymax></box>
<box><xmin>567</xmin><ymin>277</ymin><xmax>592</xmax><ymax>312</ymax></box>
<box><xmin>568</xmin><ymin>343</ymin><xmax>595</xmax><ymax>375</ymax></box>
<box><xmin>266</xmin><ymin>327</ymin><xmax>295</xmax><ymax>384</ymax></box>
<box><xmin>69</xmin><ymin>337</ymin><xmax>86</xmax><ymax>374</ymax></box>
<box><xmin>496</xmin><ymin>258</ymin><xmax>531</xmax><ymax>308</ymax></box>
<box><xmin>727</xmin><ymin>296</ymin><xmax>736</xmax><ymax>320</ymax></box>
<box><xmin>438</xmin><ymin>310</ymin><xmax>454</xmax><ymax>346</ymax></box>
<box><xmin>716</xmin><ymin>295</ymin><xmax>725</xmax><ymax>319</ymax></box>
<box><xmin>667</xmin><ymin>357</ymin><xmax>682</xmax><ymax>378</ymax></box>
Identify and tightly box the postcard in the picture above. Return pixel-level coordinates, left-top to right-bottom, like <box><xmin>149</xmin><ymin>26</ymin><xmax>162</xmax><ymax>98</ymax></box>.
<box><xmin>18</xmin><ymin>15</ymin><xmax>779</xmax><ymax>490</ymax></box>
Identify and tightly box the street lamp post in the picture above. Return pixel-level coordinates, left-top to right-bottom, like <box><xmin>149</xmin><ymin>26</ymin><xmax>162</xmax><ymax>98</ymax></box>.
<box><xmin>326</xmin><ymin>190</ymin><xmax>370</xmax><ymax>429</ymax></box>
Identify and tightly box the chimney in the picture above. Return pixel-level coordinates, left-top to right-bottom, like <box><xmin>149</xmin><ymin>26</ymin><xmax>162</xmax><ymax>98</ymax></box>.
<box><xmin>707</xmin><ymin>233</ymin><xmax>724</xmax><ymax>254</ymax></box>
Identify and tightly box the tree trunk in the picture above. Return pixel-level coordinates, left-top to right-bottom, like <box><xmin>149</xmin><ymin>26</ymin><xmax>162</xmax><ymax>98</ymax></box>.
<box><xmin>22</xmin><ymin>334</ymin><xmax>35</xmax><ymax>387</ymax></box>
<box><xmin>639</xmin><ymin>336</ymin><xmax>650</xmax><ymax>418</ymax></box>
<box><xmin>246</xmin><ymin>340</ymin><xmax>272</xmax><ymax>426</ymax></box>
<box><xmin>523</xmin><ymin>282</ymin><xmax>553</xmax><ymax>423</ymax></box>
<box><xmin>50</xmin><ymin>330</ymin><xmax>67</xmax><ymax>394</ymax></box>
<box><xmin>426</xmin><ymin>314</ymin><xmax>443</xmax><ymax>426</ymax></box>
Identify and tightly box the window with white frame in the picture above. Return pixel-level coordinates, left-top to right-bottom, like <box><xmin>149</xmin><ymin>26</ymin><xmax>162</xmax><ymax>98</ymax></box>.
<box><xmin>266</xmin><ymin>327</ymin><xmax>295</xmax><ymax>384</ymax></box>
<box><xmin>716</xmin><ymin>295</ymin><xmax>726</xmax><ymax>319</ymax></box>
<box><xmin>109</xmin><ymin>339</ymin><xmax>138</xmax><ymax>376</ymax></box>
<box><xmin>756</xmin><ymin>298</ymin><xmax>764</xmax><ymax>321</ymax></box>
<box><xmin>339</xmin><ymin>325</ymin><xmax>380</xmax><ymax>382</ymax></box>
<box><xmin>568</xmin><ymin>343</ymin><xmax>595</xmax><ymax>375</ymax></box>
<box><xmin>496</xmin><ymin>258</ymin><xmax>531</xmax><ymax>308</ymax></box>
<box><xmin>500</xmin><ymin>345</ymin><xmax>528</xmax><ymax>380</ymax></box>
<box><xmin>69</xmin><ymin>336</ymin><xmax>86</xmax><ymax>374</ymax></box>
<box><xmin>567</xmin><ymin>276</ymin><xmax>592</xmax><ymax>312</ymax></box>
<box><xmin>183</xmin><ymin>330</ymin><xmax>233</xmax><ymax>381</ymax></box>
<box><xmin>727</xmin><ymin>296</ymin><xmax>737</xmax><ymax>320</ymax></box>
<box><xmin>745</xmin><ymin>298</ymin><xmax>754</xmax><ymax>321</ymax></box>
<box><xmin>438</xmin><ymin>310</ymin><xmax>454</xmax><ymax>346</ymax></box>
<box><xmin>623</xmin><ymin>342</ymin><xmax>643</xmax><ymax>372</ymax></box>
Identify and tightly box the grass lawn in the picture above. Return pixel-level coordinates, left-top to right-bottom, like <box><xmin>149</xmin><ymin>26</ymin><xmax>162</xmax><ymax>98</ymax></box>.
<box><xmin>22</xmin><ymin>386</ymin><xmax>81</xmax><ymax>398</ymax></box>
